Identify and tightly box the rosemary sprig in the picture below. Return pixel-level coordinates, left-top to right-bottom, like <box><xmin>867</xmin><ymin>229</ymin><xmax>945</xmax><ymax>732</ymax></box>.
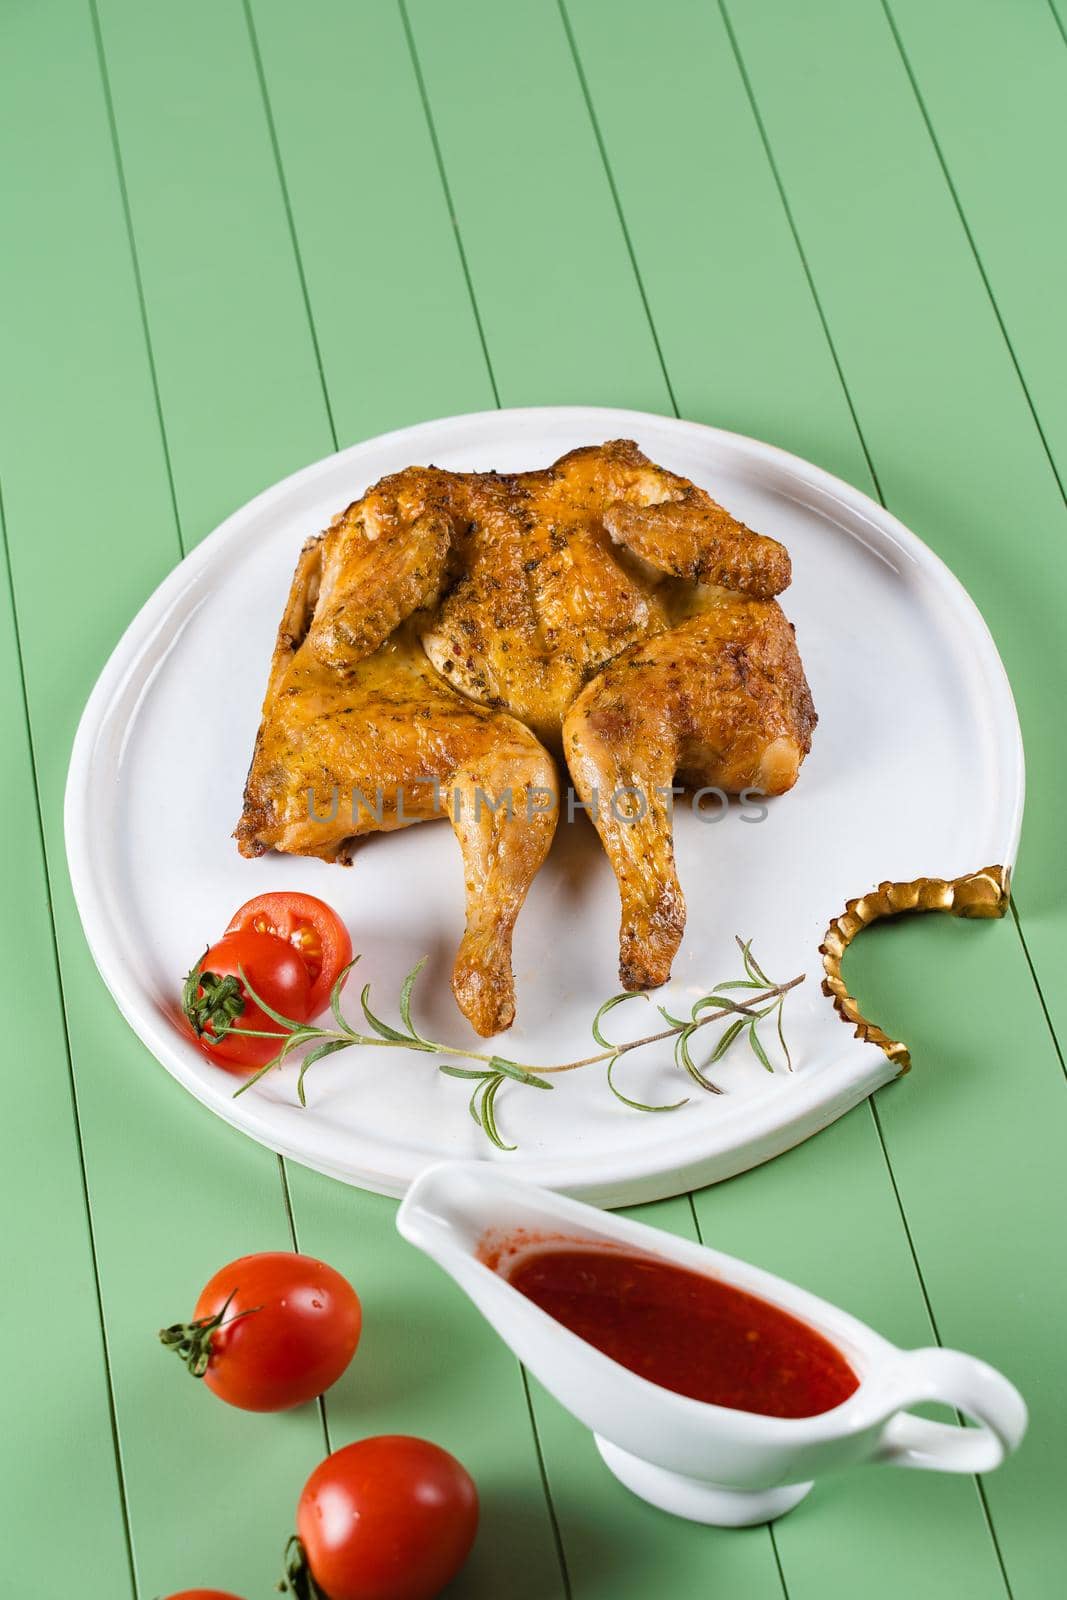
<box><xmin>185</xmin><ymin>937</ymin><xmax>802</xmax><ymax>1150</ymax></box>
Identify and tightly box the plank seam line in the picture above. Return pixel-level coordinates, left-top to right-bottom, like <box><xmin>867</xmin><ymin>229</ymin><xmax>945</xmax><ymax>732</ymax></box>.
<box><xmin>716</xmin><ymin>0</ymin><xmax>886</xmax><ymax>505</ymax></box>
<box><xmin>397</xmin><ymin>0</ymin><xmax>501</xmax><ymax>408</ymax></box>
<box><xmin>768</xmin><ymin>1524</ymin><xmax>794</xmax><ymax>1600</ymax></box>
<box><xmin>687</xmin><ymin>1192</ymin><xmax>789</xmax><ymax>1600</ymax></box>
<box><xmin>518</xmin><ymin>1364</ymin><xmax>574</xmax><ymax>1600</ymax></box>
<box><xmin>90</xmin><ymin>4</ymin><xmax>332</xmax><ymax>1556</ymax></box>
<box><xmin>881</xmin><ymin>0</ymin><xmax>1067</xmax><ymax>527</ymax></box>
<box><xmin>879</xmin><ymin>0</ymin><xmax>1067</xmax><ymax>1075</ymax></box>
<box><xmin>275</xmin><ymin>1154</ymin><xmax>333</xmax><ymax>1456</ymax></box>
<box><xmin>1008</xmin><ymin>901</ymin><xmax>1067</xmax><ymax>1081</ymax></box>
<box><xmin>0</xmin><ymin>477</ymin><xmax>138</xmax><ymax>1600</ymax></box>
<box><xmin>1045</xmin><ymin>0</ymin><xmax>1067</xmax><ymax>52</ymax></box>
<box><xmin>87</xmin><ymin>0</ymin><xmax>183</xmax><ymax>567</ymax></box>
<box><xmin>242</xmin><ymin>0</ymin><xmax>340</xmax><ymax>454</ymax></box>
<box><xmin>868</xmin><ymin>1099</ymin><xmax>1015</xmax><ymax>1598</ymax></box>
<box><xmin>556</xmin><ymin>0</ymin><xmax>679</xmax><ymax>417</ymax></box>
<box><xmin>91</xmin><ymin>15</ymin><xmax>324</xmax><ymax>1489</ymax></box>
<box><xmin>393</xmin><ymin>12</ymin><xmax>575</xmax><ymax>1590</ymax></box>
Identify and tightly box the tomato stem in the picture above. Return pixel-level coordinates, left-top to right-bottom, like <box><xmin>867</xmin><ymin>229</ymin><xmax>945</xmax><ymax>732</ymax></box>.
<box><xmin>157</xmin><ymin>1290</ymin><xmax>263</xmax><ymax>1379</ymax></box>
<box><xmin>182</xmin><ymin>955</ymin><xmax>249</xmax><ymax>1041</ymax></box>
<box><xmin>278</xmin><ymin>1535</ymin><xmax>326</xmax><ymax>1599</ymax></box>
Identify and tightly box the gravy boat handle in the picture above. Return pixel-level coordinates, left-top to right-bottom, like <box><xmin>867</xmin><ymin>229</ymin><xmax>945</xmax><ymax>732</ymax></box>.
<box><xmin>870</xmin><ymin>1347</ymin><xmax>1027</xmax><ymax>1474</ymax></box>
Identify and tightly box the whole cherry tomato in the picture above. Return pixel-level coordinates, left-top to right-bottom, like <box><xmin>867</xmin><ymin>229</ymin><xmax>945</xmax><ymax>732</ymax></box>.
<box><xmin>290</xmin><ymin>1436</ymin><xmax>479</xmax><ymax>1600</ymax></box>
<box><xmin>161</xmin><ymin>1591</ymin><xmax>246</xmax><ymax>1599</ymax></box>
<box><xmin>160</xmin><ymin>1252</ymin><xmax>361</xmax><ymax>1412</ymax></box>
<box><xmin>182</xmin><ymin>929</ymin><xmax>311</xmax><ymax>1071</ymax></box>
<box><xmin>226</xmin><ymin>892</ymin><xmax>353</xmax><ymax>1018</ymax></box>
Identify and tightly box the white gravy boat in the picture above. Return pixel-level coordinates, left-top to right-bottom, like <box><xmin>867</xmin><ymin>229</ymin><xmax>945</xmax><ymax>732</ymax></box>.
<box><xmin>397</xmin><ymin>1161</ymin><xmax>1027</xmax><ymax>1526</ymax></box>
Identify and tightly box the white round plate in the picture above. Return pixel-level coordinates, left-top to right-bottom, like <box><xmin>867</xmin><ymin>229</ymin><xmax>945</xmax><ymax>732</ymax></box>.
<box><xmin>65</xmin><ymin>408</ymin><xmax>1023</xmax><ymax>1207</ymax></box>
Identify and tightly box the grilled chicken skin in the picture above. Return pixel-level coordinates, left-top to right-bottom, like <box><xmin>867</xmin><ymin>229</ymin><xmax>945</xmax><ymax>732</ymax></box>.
<box><xmin>238</xmin><ymin>441</ymin><xmax>814</xmax><ymax>1034</ymax></box>
<box><xmin>564</xmin><ymin>591</ymin><xmax>816</xmax><ymax>992</ymax></box>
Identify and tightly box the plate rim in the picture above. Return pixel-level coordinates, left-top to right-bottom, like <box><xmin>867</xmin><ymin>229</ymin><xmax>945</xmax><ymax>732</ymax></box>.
<box><xmin>64</xmin><ymin>406</ymin><xmax>1025</xmax><ymax>1205</ymax></box>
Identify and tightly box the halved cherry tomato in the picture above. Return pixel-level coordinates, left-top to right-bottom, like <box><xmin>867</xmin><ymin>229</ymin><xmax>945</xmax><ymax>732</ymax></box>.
<box><xmin>226</xmin><ymin>892</ymin><xmax>352</xmax><ymax>1018</ymax></box>
<box><xmin>182</xmin><ymin>930</ymin><xmax>311</xmax><ymax>1073</ymax></box>
<box><xmin>291</xmin><ymin>1436</ymin><xmax>478</xmax><ymax>1600</ymax></box>
<box><xmin>160</xmin><ymin>1251</ymin><xmax>362</xmax><ymax>1412</ymax></box>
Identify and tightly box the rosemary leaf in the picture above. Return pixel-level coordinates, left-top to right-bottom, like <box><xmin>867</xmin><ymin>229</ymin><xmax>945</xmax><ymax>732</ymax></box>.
<box><xmin>737</xmin><ymin>935</ymin><xmax>771</xmax><ymax>986</ymax></box>
<box><xmin>235</xmin><ymin>965</ymin><xmax>308</xmax><ymax>1031</ymax></box>
<box><xmin>607</xmin><ymin>1053</ymin><xmax>688</xmax><ymax>1113</ymax></box>
<box><xmin>480</xmin><ymin>1076</ymin><xmax>517</xmax><ymax>1152</ymax></box>
<box><xmin>591</xmin><ymin>990</ymin><xmax>648</xmax><ymax>1048</ymax></box>
<box><xmin>677</xmin><ymin>1026</ymin><xmax>724</xmax><ymax>1094</ymax></box>
<box><xmin>231</xmin><ymin>1050</ymin><xmax>286</xmax><ymax>1098</ymax></box>
<box><xmin>360</xmin><ymin>982</ymin><xmax>412</xmax><ymax>1043</ymax></box>
<box><xmin>297</xmin><ymin>1039</ymin><xmax>353</xmax><ymax>1106</ymax></box>
<box><xmin>398</xmin><ymin>957</ymin><xmax>429</xmax><ymax>1039</ymax></box>
<box><xmin>708</xmin><ymin>1016</ymin><xmax>746</xmax><ymax>1062</ymax></box>
<box><xmin>748</xmin><ymin>1020</ymin><xmax>775</xmax><ymax>1074</ymax></box>
<box><xmin>776</xmin><ymin>997</ymin><xmax>793</xmax><ymax>1072</ymax></box>
<box><xmin>330</xmin><ymin>956</ymin><xmax>362</xmax><ymax>1033</ymax></box>
<box><xmin>230</xmin><ymin>1028</ymin><xmax>316</xmax><ymax>1098</ymax></box>
<box><xmin>691</xmin><ymin>994</ymin><xmax>743</xmax><ymax>1020</ymax></box>
<box><xmin>489</xmin><ymin>1056</ymin><xmax>553</xmax><ymax>1091</ymax></box>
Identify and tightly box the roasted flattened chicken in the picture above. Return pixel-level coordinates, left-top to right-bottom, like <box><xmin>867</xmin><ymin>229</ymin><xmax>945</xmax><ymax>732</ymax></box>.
<box><xmin>237</xmin><ymin>441</ymin><xmax>816</xmax><ymax>1036</ymax></box>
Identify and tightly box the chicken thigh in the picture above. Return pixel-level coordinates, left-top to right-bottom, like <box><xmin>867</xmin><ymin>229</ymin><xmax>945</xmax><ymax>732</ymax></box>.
<box><xmin>236</xmin><ymin>504</ymin><xmax>557</xmax><ymax>1037</ymax></box>
<box><xmin>564</xmin><ymin>591</ymin><xmax>816</xmax><ymax>991</ymax></box>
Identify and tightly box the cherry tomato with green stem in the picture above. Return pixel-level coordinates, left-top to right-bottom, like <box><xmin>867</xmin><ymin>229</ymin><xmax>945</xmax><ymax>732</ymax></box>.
<box><xmin>182</xmin><ymin>929</ymin><xmax>311</xmax><ymax>1072</ymax></box>
<box><xmin>285</xmin><ymin>1436</ymin><xmax>479</xmax><ymax>1600</ymax></box>
<box><xmin>160</xmin><ymin>1252</ymin><xmax>361</xmax><ymax>1412</ymax></box>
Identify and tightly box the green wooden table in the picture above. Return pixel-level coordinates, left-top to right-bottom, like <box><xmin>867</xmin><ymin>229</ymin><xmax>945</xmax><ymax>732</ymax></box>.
<box><xmin>4</xmin><ymin>2</ymin><xmax>1065</xmax><ymax>1595</ymax></box>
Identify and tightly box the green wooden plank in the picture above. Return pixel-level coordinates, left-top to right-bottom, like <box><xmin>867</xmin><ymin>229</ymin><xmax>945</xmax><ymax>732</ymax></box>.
<box><xmin>0</xmin><ymin>4</ymin><xmax>323</xmax><ymax>1595</ymax></box>
<box><xmin>91</xmin><ymin>0</ymin><xmax>566</xmax><ymax>1592</ymax></box>
<box><xmin>879</xmin><ymin>0</ymin><xmax>1067</xmax><ymax>1043</ymax></box>
<box><xmin>404</xmin><ymin>0</ymin><xmax>672</xmax><ymax>410</ymax></box>
<box><xmin>92</xmin><ymin>0</ymin><xmax>332</xmax><ymax>545</ymax></box>
<box><xmin>847</xmin><ymin>917</ymin><xmax>1065</xmax><ymax>1599</ymax></box>
<box><xmin>721</xmin><ymin>0</ymin><xmax>1067</xmax><ymax>989</ymax></box>
<box><xmin>693</xmin><ymin>1106</ymin><xmax>1010</xmax><ymax>1600</ymax></box>
<box><xmin>0</xmin><ymin>512</ymin><xmax>132</xmax><ymax>1591</ymax></box>
<box><xmin>280</xmin><ymin>1171</ymin><xmax>569</xmax><ymax>1600</ymax></box>
<box><xmin>881</xmin><ymin>0</ymin><xmax>1067</xmax><ymax>483</ymax></box>
<box><xmin>717</xmin><ymin>2</ymin><xmax>1067</xmax><ymax>1592</ymax></box>
<box><xmin>247</xmin><ymin>0</ymin><xmax>495</xmax><ymax>447</ymax></box>
<box><xmin>560</xmin><ymin>0</ymin><xmax>872</xmax><ymax>493</ymax></box>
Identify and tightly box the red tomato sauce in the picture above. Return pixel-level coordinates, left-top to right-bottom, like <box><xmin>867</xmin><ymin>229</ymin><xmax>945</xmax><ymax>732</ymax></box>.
<box><xmin>505</xmin><ymin>1246</ymin><xmax>859</xmax><ymax>1418</ymax></box>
